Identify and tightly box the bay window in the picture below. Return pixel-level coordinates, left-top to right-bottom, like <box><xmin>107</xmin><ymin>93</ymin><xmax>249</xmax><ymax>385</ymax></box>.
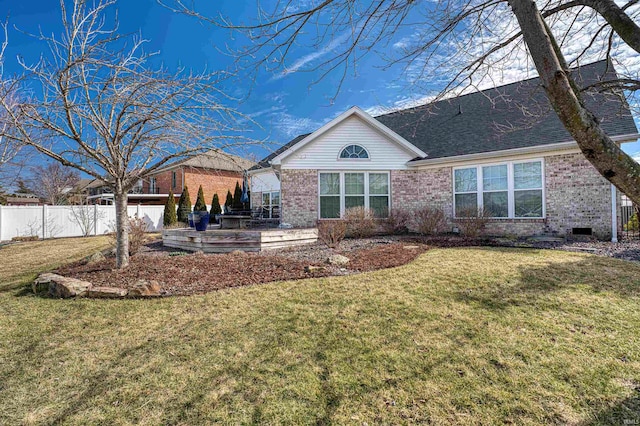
<box><xmin>319</xmin><ymin>171</ymin><xmax>390</xmax><ymax>219</ymax></box>
<box><xmin>454</xmin><ymin>160</ymin><xmax>544</xmax><ymax>218</ymax></box>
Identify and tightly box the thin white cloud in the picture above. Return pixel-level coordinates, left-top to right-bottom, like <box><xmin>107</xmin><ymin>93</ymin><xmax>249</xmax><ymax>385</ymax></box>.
<box><xmin>271</xmin><ymin>29</ymin><xmax>355</xmax><ymax>81</ymax></box>
<box><xmin>273</xmin><ymin>112</ymin><xmax>325</xmax><ymax>138</ymax></box>
<box><xmin>247</xmin><ymin>105</ymin><xmax>285</xmax><ymax>119</ymax></box>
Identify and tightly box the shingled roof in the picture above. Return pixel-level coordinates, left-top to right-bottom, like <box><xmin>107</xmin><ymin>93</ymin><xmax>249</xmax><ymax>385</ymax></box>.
<box><xmin>155</xmin><ymin>150</ymin><xmax>255</xmax><ymax>174</ymax></box>
<box><xmin>254</xmin><ymin>60</ymin><xmax>637</xmax><ymax>169</ymax></box>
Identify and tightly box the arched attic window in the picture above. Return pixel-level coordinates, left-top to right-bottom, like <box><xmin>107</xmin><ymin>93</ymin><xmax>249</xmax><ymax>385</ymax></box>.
<box><xmin>339</xmin><ymin>144</ymin><xmax>369</xmax><ymax>159</ymax></box>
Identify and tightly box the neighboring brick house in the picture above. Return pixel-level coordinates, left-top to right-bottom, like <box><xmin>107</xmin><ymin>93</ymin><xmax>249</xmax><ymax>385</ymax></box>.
<box><xmin>84</xmin><ymin>151</ymin><xmax>254</xmax><ymax>207</ymax></box>
<box><xmin>249</xmin><ymin>60</ymin><xmax>638</xmax><ymax>240</ymax></box>
<box><xmin>145</xmin><ymin>150</ymin><xmax>255</xmax><ymax>208</ymax></box>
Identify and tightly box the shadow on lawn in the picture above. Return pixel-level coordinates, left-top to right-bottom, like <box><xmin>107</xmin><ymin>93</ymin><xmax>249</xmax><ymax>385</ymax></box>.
<box><xmin>453</xmin><ymin>247</ymin><xmax>640</xmax><ymax>311</ymax></box>
<box><xmin>580</xmin><ymin>389</ymin><xmax>640</xmax><ymax>425</ymax></box>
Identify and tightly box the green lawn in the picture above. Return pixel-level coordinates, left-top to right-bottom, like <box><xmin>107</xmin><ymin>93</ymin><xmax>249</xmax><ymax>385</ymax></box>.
<box><xmin>0</xmin><ymin>238</ymin><xmax>639</xmax><ymax>425</ymax></box>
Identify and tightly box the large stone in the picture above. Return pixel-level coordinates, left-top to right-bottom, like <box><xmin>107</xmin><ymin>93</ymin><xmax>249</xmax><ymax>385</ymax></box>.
<box><xmin>128</xmin><ymin>280</ymin><xmax>162</xmax><ymax>297</ymax></box>
<box><xmin>36</xmin><ymin>273</ymin><xmax>92</xmax><ymax>298</ymax></box>
<box><xmin>86</xmin><ymin>286</ymin><xmax>128</xmax><ymax>298</ymax></box>
<box><xmin>327</xmin><ymin>254</ymin><xmax>350</xmax><ymax>266</ymax></box>
<box><xmin>85</xmin><ymin>251</ymin><xmax>106</xmax><ymax>264</ymax></box>
<box><xmin>32</xmin><ymin>274</ymin><xmax>51</xmax><ymax>294</ymax></box>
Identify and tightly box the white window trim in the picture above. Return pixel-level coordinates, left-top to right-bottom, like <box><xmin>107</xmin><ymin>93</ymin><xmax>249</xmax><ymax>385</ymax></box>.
<box><xmin>318</xmin><ymin>171</ymin><xmax>391</xmax><ymax>219</ymax></box>
<box><xmin>337</xmin><ymin>144</ymin><xmax>371</xmax><ymax>161</ymax></box>
<box><xmin>453</xmin><ymin>159</ymin><xmax>546</xmax><ymax>219</ymax></box>
<box><xmin>260</xmin><ymin>190</ymin><xmax>280</xmax><ymax>218</ymax></box>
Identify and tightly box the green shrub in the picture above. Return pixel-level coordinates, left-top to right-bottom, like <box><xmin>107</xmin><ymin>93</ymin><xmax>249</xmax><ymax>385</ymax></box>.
<box><xmin>194</xmin><ymin>185</ymin><xmax>207</xmax><ymax>212</ymax></box>
<box><xmin>177</xmin><ymin>186</ymin><xmax>192</xmax><ymax>223</ymax></box>
<box><xmin>232</xmin><ymin>181</ymin><xmax>243</xmax><ymax>210</ymax></box>
<box><xmin>163</xmin><ymin>190</ymin><xmax>177</xmax><ymax>227</ymax></box>
<box><xmin>625</xmin><ymin>213</ymin><xmax>639</xmax><ymax>232</ymax></box>
<box><xmin>210</xmin><ymin>193</ymin><xmax>222</xmax><ymax>223</ymax></box>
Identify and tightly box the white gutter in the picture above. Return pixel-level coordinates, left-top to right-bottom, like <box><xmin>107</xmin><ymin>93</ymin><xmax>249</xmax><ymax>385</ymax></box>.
<box><xmin>611</xmin><ymin>184</ymin><xmax>618</xmax><ymax>243</ymax></box>
<box><xmin>406</xmin><ymin>133</ymin><xmax>640</xmax><ymax>168</ymax></box>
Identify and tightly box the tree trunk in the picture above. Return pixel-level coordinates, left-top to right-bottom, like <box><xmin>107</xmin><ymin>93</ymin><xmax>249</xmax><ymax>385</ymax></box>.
<box><xmin>114</xmin><ymin>183</ymin><xmax>130</xmax><ymax>269</ymax></box>
<box><xmin>508</xmin><ymin>0</ymin><xmax>640</xmax><ymax>205</ymax></box>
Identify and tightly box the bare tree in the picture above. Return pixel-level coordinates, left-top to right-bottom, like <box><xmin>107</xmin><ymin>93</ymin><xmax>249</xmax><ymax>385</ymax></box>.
<box><xmin>165</xmin><ymin>0</ymin><xmax>640</xmax><ymax>204</ymax></box>
<box><xmin>0</xmin><ymin>0</ymin><xmax>249</xmax><ymax>268</ymax></box>
<box><xmin>69</xmin><ymin>200</ymin><xmax>106</xmax><ymax>237</ymax></box>
<box><xmin>26</xmin><ymin>163</ymin><xmax>80</xmax><ymax>205</ymax></box>
<box><xmin>0</xmin><ymin>21</ymin><xmax>27</xmax><ymax>187</ymax></box>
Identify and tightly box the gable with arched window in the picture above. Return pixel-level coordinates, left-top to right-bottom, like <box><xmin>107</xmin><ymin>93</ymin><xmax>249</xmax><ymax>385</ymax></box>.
<box><xmin>339</xmin><ymin>144</ymin><xmax>369</xmax><ymax>159</ymax></box>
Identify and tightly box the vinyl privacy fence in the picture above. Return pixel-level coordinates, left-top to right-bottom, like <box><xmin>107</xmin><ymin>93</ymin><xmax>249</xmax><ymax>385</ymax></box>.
<box><xmin>0</xmin><ymin>205</ymin><xmax>166</xmax><ymax>241</ymax></box>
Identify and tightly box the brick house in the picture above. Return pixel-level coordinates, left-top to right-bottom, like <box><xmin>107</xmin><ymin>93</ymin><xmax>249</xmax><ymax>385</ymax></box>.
<box><xmin>249</xmin><ymin>60</ymin><xmax>638</xmax><ymax>240</ymax></box>
<box><xmin>145</xmin><ymin>150</ymin><xmax>255</xmax><ymax>208</ymax></box>
<box><xmin>85</xmin><ymin>151</ymin><xmax>254</xmax><ymax>207</ymax></box>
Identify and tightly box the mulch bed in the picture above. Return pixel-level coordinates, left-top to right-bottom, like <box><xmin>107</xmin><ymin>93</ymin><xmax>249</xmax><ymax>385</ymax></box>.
<box><xmin>55</xmin><ymin>234</ymin><xmax>640</xmax><ymax>297</ymax></box>
<box><xmin>57</xmin><ymin>240</ymin><xmax>429</xmax><ymax>296</ymax></box>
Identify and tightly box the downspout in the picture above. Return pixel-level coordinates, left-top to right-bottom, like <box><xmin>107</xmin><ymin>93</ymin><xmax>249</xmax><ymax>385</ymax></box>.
<box><xmin>611</xmin><ymin>184</ymin><xmax>618</xmax><ymax>243</ymax></box>
<box><xmin>181</xmin><ymin>167</ymin><xmax>185</xmax><ymax>192</ymax></box>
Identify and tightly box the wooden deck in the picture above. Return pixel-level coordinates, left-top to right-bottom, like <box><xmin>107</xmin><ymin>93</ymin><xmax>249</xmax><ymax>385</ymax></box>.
<box><xmin>162</xmin><ymin>228</ymin><xmax>318</xmax><ymax>253</ymax></box>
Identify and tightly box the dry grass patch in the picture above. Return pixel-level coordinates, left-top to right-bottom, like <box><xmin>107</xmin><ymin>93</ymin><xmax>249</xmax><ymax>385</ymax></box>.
<box><xmin>0</xmin><ymin>244</ymin><xmax>639</xmax><ymax>424</ymax></box>
<box><xmin>0</xmin><ymin>236</ymin><xmax>111</xmax><ymax>291</ymax></box>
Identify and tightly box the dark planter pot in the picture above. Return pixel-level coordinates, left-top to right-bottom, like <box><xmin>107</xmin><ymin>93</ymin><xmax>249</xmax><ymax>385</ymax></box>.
<box><xmin>187</xmin><ymin>213</ymin><xmax>195</xmax><ymax>228</ymax></box>
<box><xmin>194</xmin><ymin>212</ymin><xmax>210</xmax><ymax>231</ymax></box>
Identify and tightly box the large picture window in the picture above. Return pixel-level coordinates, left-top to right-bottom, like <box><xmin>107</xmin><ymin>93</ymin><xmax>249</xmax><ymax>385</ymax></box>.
<box><xmin>319</xmin><ymin>171</ymin><xmax>390</xmax><ymax>218</ymax></box>
<box><xmin>453</xmin><ymin>160</ymin><xmax>544</xmax><ymax>218</ymax></box>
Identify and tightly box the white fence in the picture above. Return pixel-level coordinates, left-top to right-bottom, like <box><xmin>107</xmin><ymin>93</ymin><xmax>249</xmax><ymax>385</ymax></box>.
<box><xmin>0</xmin><ymin>204</ymin><xmax>166</xmax><ymax>241</ymax></box>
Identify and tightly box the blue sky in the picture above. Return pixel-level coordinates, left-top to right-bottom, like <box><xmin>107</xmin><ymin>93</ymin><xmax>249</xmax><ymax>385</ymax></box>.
<box><xmin>1</xmin><ymin>0</ymin><xmax>639</xmax><ymax>163</ymax></box>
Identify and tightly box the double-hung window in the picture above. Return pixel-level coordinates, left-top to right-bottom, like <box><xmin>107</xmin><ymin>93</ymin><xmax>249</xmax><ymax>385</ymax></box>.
<box><xmin>454</xmin><ymin>160</ymin><xmax>544</xmax><ymax>218</ymax></box>
<box><xmin>319</xmin><ymin>172</ymin><xmax>390</xmax><ymax>219</ymax></box>
<box><xmin>319</xmin><ymin>173</ymin><xmax>341</xmax><ymax>219</ymax></box>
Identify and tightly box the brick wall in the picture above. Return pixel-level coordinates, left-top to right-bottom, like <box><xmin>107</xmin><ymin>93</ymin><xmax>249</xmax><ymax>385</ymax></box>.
<box><xmin>390</xmin><ymin>168</ymin><xmax>453</xmax><ymax>232</ymax></box>
<box><xmin>281</xmin><ymin>169</ymin><xmax>318</xmax><ymax>227</ymax></box>
<box><xmin>184</xmin><ymin>167</ymin><xmax>242</xmax><ymax>207</ymax></box>
<box><xmin>281</xmin><ymin>152</ymin><xmax>615</xmax><ymax>238</ymax></box>
<box><xmin>145</xmin><ymin>169</ymin><xmax>183</xmax><ymax>194</ymax></box>
<box><xmin>545</xmin><ymin>152</ymin><xmax>613</xmax><ymax>239</ymax></box>
<box><xmin>250</xmin><ymin>191</ymin><xmax>262</xmax><ymax>209</ymax></box>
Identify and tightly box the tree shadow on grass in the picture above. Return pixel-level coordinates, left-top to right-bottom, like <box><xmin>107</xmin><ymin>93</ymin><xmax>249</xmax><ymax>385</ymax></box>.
<box><xmin>580</xmin><ymin>387</ymin><xmax>640</xmax><ymax>425</ymax></box>
<box><xmin>453</xmin><ymin>247</ymin><xmax>640</xmax><ymax>311</ymax></box>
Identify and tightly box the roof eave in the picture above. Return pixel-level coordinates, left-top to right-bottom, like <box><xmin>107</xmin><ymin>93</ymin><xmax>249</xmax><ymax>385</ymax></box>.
<box><xmin>406</xmin><ymin>133</ymin><xmax>640</xmax><ymax>167</ymax></box>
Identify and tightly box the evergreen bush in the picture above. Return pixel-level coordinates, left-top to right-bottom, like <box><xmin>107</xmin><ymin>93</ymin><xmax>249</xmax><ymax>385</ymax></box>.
<box><xmin>224</xmin><ymin>189</ymin><xmax>233</xmax><ymax>212</ymax></box>
<box><xmin>163</xmin><ymin>190</ymin><xmax>177</xmax><ymax>226</ymax></box>
<box><xmin>210</xmin><ymin>193</ymin><xmax>222</xmax><ymax>223</ymax></box>
<box><xmin>194</xmin><ymin>185</ymin><xmax>207</xmax><ymax>212</ymax></box>
<box><xmin>177</xmin><ymin>185</ymin><xmax>192</xmax><ymax>223</ymax></box>
<box><xmin>232</xmin><ymin>181</ymin><xmax>243</xmax><ymax>210</ymax></box>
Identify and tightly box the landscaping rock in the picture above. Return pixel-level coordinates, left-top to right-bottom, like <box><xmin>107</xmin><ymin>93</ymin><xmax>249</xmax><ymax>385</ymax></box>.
<box><xmin>36</xmin><ymin>273</ymin><xmax>92</xmax><ymax>298</ymax></box>
<box><xmin>128</xmin><ymin>280</ymin><xmax>162</xmax><ymax>297</ymax></box>
<box><xmin>86</xmin><ymin>286</ymin><xmax>128</xmax><ymax>298</ymax></box>
<box><xmin>85</xmin><ymin>251</ymin><xmax>106</xmax><ymax>264</ymax></box>
<box><xmin>304</xmin><ymin>265</ymin><xmax>326</xmax><ymax>273</ymax></box>
<box><xmin>32</xmin><ymin>275</ymin><xmax>51</xmax><ymax>294</ymax></box>
<box><xmin>327</xmin><ymin>254</ymin><xmax>350</xmax><ymax>266</ymax></box>
<box><xmin>403</xmin><ymin>245</ymin><xmax>420</xmax><ymax>250</ymax></box>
